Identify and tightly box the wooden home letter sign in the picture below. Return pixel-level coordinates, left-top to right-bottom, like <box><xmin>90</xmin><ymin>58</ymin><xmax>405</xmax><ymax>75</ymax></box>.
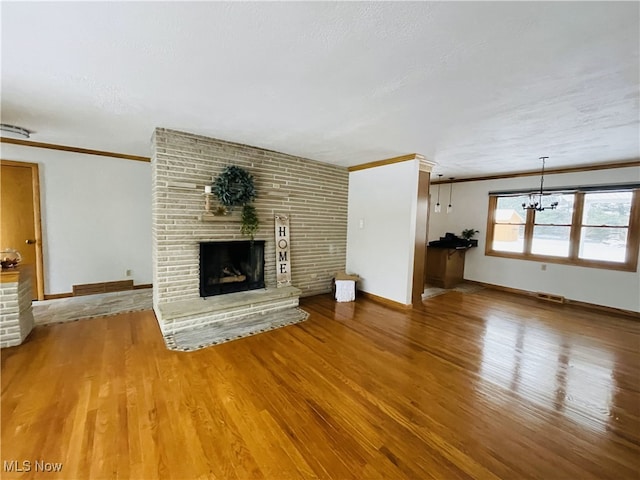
<box><xmin>275</xmin><ymin>215</ymin><xmax>291</xmax><ymax>287</ymax></box>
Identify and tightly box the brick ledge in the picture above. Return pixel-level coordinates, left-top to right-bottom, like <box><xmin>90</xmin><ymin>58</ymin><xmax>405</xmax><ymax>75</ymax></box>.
<box><xmin>157</xmin><ymin>286</ymin><xmax>301</xmax><ymax>321</ymax></box>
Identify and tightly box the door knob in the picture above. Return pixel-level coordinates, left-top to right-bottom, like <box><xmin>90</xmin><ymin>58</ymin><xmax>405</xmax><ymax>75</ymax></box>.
<box><xmin>25</xmin><ymin>239</ymin><xmax>36</xmax><ymax>245</ymax></box>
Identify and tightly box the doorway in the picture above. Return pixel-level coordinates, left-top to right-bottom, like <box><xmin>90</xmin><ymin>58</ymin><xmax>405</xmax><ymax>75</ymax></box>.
<box><xmin>0</xmin><ymin>160</ymin><xmax>44</xmax><ymax>300</ymax></box>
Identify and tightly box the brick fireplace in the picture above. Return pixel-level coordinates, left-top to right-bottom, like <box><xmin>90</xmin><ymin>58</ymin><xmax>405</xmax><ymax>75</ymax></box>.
<box><xmin>151</xmin><ymin>129</ymin><xmax>349</xmax><ymax>342</ymax></box>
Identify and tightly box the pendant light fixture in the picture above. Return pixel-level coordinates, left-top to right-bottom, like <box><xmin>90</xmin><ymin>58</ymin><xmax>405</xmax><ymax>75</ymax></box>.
<box><xmin>522</xmin><ymin>157</ymin><xmax>558</xmax><ymax>211</ymax></box>
<box><xmin>447</xmin><ymin>177</ymin><xmax>454</xmax><ymax>214</ymax></box>
<box><xmin>434</xmin><ymin>174</ymin><xmax>443</xmax><ymax>213</ymax></box>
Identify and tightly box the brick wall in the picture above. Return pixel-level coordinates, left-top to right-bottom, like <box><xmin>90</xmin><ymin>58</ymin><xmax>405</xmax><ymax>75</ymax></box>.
<box><xmin>0</xmin><ymin>274</ymin><xmax>34</xmax><ymax>348</ymax></box>
<box><xmin>0</xmin><ymin>283</ymin><xmax>20</xmax><ymax>348</ymax></box>
<box><xmin>152</xmin><ymin>129</ymin><xmax>349</xmax><ymax>306</ymax></box>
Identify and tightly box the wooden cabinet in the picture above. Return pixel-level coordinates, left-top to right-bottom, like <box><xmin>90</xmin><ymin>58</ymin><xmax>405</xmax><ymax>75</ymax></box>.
<box><xmin>425</xmin><ymin>247</ymin><xmax>467</xmax><ymax>289</ymax></box>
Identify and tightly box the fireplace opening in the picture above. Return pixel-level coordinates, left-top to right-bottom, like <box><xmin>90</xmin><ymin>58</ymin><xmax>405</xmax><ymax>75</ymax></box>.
<box><xmin>199</xmin><ymin>240</ymin><xmax>265</xmax><ymax>297</ymax></box>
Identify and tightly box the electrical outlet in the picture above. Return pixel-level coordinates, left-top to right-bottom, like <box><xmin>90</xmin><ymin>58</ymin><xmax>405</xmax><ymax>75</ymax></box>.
<box><xmin>541</xmin><ymin>264</ymin><xmax>547</xmax><ymax>271</ymax></box>
<box><xmin>125</xmin><ymin>269</ymin><xmax>132</xmax><ymax>277</ymax></box>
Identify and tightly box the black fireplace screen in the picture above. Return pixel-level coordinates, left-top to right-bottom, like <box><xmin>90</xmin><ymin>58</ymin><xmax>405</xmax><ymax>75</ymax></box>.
<box><xmin>199</xmin><ymin>240</ymin><xmax>265</xmax><ymax>297</ymax></box>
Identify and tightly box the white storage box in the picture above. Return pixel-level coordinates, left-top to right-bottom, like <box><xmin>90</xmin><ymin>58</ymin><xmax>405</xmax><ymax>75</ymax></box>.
<box><xmin>333</xmin><ymin>272</ymin><xmax>359</xmax><ymax>302</ymax></box>
<box><xmin>335</xmin><ymin>280</ymin><xmax>356</xmax><ymax>302</ymax></box>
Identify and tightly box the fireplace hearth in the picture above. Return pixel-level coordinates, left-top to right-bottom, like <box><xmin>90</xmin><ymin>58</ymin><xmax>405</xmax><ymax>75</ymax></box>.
<box><xmin>199</xmin><ymin>240</ymin><xmax>265</xmax><ymax>298</ymax></box>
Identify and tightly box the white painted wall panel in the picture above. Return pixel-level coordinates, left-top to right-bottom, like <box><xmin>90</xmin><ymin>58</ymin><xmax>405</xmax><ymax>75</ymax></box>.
<box><xmin>1</xmin><ymin>143</ymin><xmax>152</xmax><ymax>294</ymax></box>
<box><xmin>346</xmin><ymin>160</ymin><xmax>419</xmax><ymax>305</ymax></box>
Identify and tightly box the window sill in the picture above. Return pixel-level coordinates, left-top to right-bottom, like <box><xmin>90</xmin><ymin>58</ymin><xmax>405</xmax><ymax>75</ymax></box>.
<box><xmin>485</xmin><ymin>250</ymin><xmax>637</xmax><ymax>272</ymax></box>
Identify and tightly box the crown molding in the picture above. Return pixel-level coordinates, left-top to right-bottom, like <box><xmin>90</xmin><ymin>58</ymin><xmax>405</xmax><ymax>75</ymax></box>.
<box><xmin>348</xmin><ymin>153</ymin><xmax>430</xmax><ymax>172</ymax></box>
<box><xmin>430</xmin><ymin>159</ymin><xmax>640</xmax><ymax>185</ymax></box>
<box><xmin>1</xmin><ymin>137</ymin><xmax>150</xmax><ymax>163</ymax></box>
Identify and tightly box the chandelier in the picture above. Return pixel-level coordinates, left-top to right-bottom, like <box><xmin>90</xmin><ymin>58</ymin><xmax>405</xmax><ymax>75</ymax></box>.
<box><xmin>522</xmin><ymin>156</ymin><xmax>558</xmax><ymax>211</ymax></box>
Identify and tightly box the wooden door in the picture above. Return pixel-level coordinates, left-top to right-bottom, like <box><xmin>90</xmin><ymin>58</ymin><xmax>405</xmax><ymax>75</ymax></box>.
<box><xmin>0</xmin><ymin>160</ymin><xmax>44</xmax><ymax>300</ymax></box>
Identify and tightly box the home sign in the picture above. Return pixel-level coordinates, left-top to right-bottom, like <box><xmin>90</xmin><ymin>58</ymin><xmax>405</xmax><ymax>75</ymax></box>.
<box><xmin>275</xmin><ymin>214</ymin><xmax>291</xmax><ymax>287</ymax></box>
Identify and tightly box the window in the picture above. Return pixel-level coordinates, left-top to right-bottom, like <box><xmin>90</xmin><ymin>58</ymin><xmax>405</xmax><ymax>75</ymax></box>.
<box><xmin>492</xmin><ymin>195</ymin><xmax>527</xmax><ymax>253</ymax></box>
<box><xmin>530</xmin><ymin>193</ymin><xmax>574</xmax><ymax>257</ymax></box>
<box><xmin>579</xmin><ymin>192</ymin><xmax>632</xmax><ymax>263</ymax></box>
<box><xmin>486</xmin><ymin>188</ymin><xmax>640</xmax><ymax>271</ymax></box>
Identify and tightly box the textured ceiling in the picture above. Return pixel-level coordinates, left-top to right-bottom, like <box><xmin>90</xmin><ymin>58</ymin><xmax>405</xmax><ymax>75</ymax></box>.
<box><xmin>1</xmin><ymin>2</ymin><xmax>638</xmax><ymax>177</ymax></box>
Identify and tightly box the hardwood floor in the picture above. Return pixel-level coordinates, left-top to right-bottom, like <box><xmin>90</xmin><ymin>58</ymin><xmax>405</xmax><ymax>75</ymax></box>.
<box><xmin>2</xmin><ymin>290</ymin><xmax>639</xmax><ymax>479</ymax></box>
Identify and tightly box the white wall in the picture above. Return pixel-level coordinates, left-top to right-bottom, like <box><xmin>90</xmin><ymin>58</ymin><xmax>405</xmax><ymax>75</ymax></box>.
<box><xmin>1</xmin><ymin>143</ymin><xmax>152</xmax><ymax>294</ymax></box>
<box><xmin>429</xmin><ymin>166</ymin><xmax>640</xmax><ymax>312</ymax></box>
<box><xmin>346</xmin><ymin>160</ymin><xmax>419</xmax><ymax>305</ymax></box>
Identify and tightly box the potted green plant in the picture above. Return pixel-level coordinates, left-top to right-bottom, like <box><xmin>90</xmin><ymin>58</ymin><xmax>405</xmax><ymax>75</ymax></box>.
<box><xmin>240</xmin><ymin>205</ymin><xmax>260</xmax><ymax>241</ymax></box>
<box><xmin>461</xmin><ymin>228</ymin><xmax>479</xmax><ymax>247</ymax></box>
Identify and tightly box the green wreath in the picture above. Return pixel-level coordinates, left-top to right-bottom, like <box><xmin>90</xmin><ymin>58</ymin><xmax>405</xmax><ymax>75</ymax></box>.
<box><xmin>212</xmin><ymin>166</ymin><xmax>256</xmax><ymax>207</ymax></box>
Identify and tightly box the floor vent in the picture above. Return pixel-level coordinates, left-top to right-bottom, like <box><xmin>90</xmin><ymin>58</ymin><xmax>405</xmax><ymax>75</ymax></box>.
<box><xmin>536</xmin><ymin>292</ymin><xmax>565</xmax><ymax>304</ymax></box>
